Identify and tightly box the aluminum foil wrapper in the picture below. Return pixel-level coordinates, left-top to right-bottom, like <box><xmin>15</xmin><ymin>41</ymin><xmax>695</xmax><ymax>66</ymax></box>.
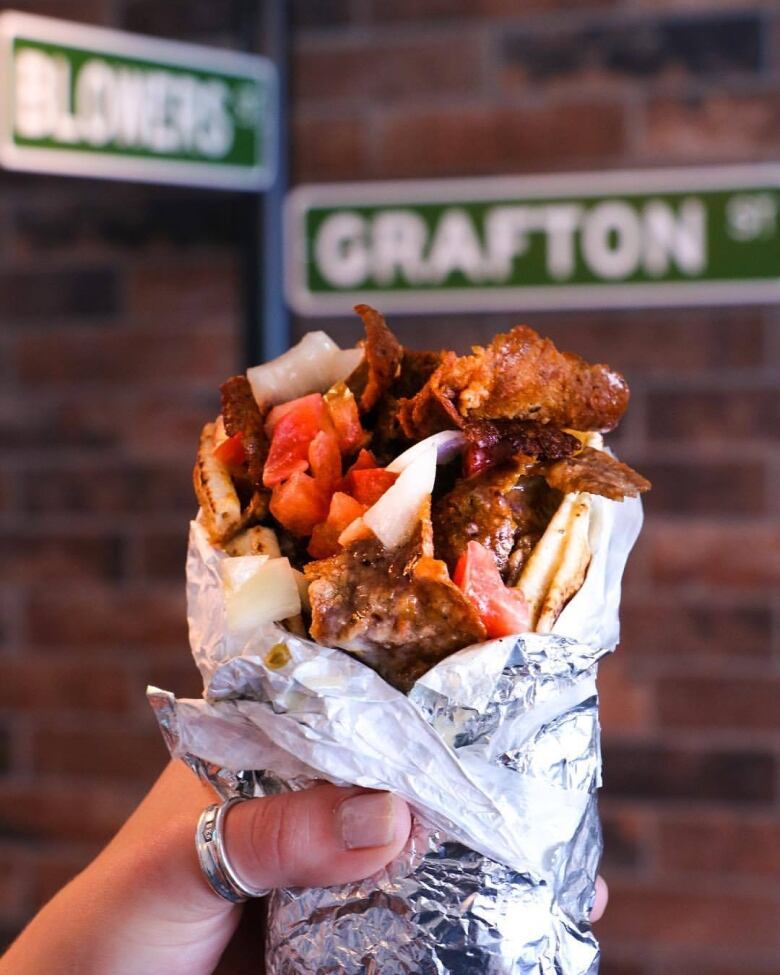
<box><xmin>149</xmin><ymin>492</ymin><xmax>642</xmax><ymax>974</ymax></box>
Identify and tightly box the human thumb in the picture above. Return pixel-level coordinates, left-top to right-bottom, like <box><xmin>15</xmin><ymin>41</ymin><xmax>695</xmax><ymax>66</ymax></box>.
<box><xmin>221</xmin><ymin>783</ymin><xmax>411</xmax><ymax>892</ymax></box>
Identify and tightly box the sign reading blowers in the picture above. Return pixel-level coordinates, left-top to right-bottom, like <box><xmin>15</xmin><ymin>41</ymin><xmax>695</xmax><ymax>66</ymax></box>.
<box><xmin>286</xmin><ymin>165</ymin><xmax>780</xmax><ymax>314</ymax></box>
<box><xmin>0</xmin><ymin>11</ymin><xmax>276</xmax><ymax>190</ymax></box>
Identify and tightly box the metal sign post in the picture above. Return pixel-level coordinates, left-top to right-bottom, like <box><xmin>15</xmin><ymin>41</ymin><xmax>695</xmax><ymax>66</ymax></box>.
<box><xmin>286</xmin><ymin>165</ymin><xmax>780</xmax><ymax>315</ymax></box>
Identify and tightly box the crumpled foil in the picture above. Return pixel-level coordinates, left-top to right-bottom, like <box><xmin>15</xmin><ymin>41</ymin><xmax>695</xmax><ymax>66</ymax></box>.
<box><xmin>149</xmin><ymin>491</ymin><xmax>643</xmax><ymax>974</ymax></box>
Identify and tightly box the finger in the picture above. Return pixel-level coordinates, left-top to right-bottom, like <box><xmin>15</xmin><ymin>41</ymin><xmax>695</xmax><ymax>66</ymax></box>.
<box><xmin>590</xmin><ymin>875</ymin><xmax>608</xmax><ymax>922</ymax></box>
<box><xmin>223</xmin><ymin>783</ymin><xmax>411</xmax><ymax>891</ymax></box>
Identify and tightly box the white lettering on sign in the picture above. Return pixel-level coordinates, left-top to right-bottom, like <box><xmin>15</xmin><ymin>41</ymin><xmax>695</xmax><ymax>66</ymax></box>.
<box><xmin>313</xmin><ymin>199</ymin><xmax>708</xmax><ymax>289</ymax></box>
<box><xmin>314</xmin><ymin>212</ymin><xmax>368</xmax><ymax>288</ymax></box>
<box><xmin>13</xmin><ymin>48</ymin><xmax>234</xmax><ymax>158</ymax></box>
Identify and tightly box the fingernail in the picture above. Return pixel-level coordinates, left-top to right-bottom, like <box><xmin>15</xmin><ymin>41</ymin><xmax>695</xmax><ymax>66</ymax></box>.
<box><xmin>337</xmin><ymin>793</ymin><xmax>396</xmax><ymax>850</ymax></box>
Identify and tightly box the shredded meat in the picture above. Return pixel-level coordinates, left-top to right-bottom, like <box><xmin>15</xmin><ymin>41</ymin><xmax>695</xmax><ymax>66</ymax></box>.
<box><xmin>220</xmin><ymin>376</ymin><xmax>269</xmax><ymax>493</ymax></box>
<box><xmin>394</xmin><ymin>349</ymin><xmax>443</xmax><ymax>398</ymax></box>
<box><xmin>305</xmin><ymin>519</ymin><xmax>485</xmax><ymax>692</ymax></box>
<box><xmin>371</xmin><ymin>349</ymin><xmax>445</xmax><ymax>461</ymax></box>
<box><xmin>399</xmin><ymin>326</ymin><xmax>629</xmax><ymax>437</ymax></box>
<box><xmin>463</xmin><ymin>419</ymin><xmax>579</xmax><ymax>474</ymax></box>
<box><xmin>433</xmin><ymin>461</ymin><xmax>530</xmax><ymax>574</ymax></box>
<box><xmin>347</xmin><ymin>304</ymin><xmax>403</xmax><ymax>412</ymax></box>
<box><xmin>541</xmin><ymin>447</ymin><xmax>650</xmax><ymax>500</ymax></box>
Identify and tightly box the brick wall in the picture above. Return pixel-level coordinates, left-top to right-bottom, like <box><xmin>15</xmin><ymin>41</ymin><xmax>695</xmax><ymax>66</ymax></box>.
<box><xmin>1</xmin><ymin>1</ymin><xmax>779</xmax><ymax>972</ymax></box>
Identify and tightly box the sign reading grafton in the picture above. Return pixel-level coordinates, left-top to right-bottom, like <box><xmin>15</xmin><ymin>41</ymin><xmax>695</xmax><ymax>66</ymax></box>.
<box><xmin>286</xmin><ymin>166</ymin><xmax>780</xmax><ymax>314</ymax></box>
<box><xmin>0</xmin><ymin>11</ymin><xmax>275</xmax><ymax>190</ymax></box>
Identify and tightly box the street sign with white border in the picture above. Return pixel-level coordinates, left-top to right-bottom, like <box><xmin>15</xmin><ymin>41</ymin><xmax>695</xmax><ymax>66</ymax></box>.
<box><xmin>285</xmin><ymin>164</ymin><xmax>780</xmax><ymax>315</ymax></box>
<box><xmin>0</xmin><ymin>10</ymin><xmax>276</xmax><ymax>190</ymax></box>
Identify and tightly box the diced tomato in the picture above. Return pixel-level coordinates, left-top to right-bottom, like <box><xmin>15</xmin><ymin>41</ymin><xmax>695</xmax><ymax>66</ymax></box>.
<box><xmin>213</xmin><ymin>432</ymin><xmax>246</xmax><ymax>470</ymax></box>
<box><xmin>265</xmin><ymin>392</ymin><xmax>326</xmax><ymax>437</ymax></box>
<box><xmin>324</xmin><ymin>382</ymin><xmax>366</xmax><ymax>454</ymax></box>
<box><xmin>308</xmin><ymin>429</ymin><xmax>342</xmax><ymax>494</ymax></box>
<box><xmin>345</xmin><ymin>448</ymin><xmax>378</xmax><ymax>474</ymax></box>
<box><xmin>308</xmin><ymin>491</ymin><xmax>367</xmax><ymax>559</ymax></box>
<box><xmin>269</xmin><ymin>472</ymin><xmax>330</xmax><ymax>536</ymax></box>
<box><xmin>263</xmin><ymin>394</ymin><xmax>329</xmax><ymax>487</ymax></box>
<box><xmin>345</xmin><ymin>467</ymin><xmax>399</xmax><ymax>507</ymax></box>
<box><xmin>453</xmin><ymin>541</ymin><xmax>530</xmax><ymax>638</ymax></box>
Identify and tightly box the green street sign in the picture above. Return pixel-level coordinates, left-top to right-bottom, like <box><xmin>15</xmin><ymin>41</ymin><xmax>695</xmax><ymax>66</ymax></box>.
<box><xmin>0</xmin><ymin>11</ymin><xmax>276</xmax><ymax>190</ymax></box>
<box><xmin>285</xmin><ymin>165</ymin><xmax>780</xmax><ymax>314</ymax></box>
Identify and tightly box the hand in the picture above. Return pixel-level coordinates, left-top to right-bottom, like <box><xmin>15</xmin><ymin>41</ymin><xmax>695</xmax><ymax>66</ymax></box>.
<box><xmin>0</xmin><ymin>761</ymin><xmax>411</xmax><ymax>975</ymax></box>
<box><xmin>0</xmin><ymin>760</ymin><xmax>608</xmax><ymax>975</ymax></box>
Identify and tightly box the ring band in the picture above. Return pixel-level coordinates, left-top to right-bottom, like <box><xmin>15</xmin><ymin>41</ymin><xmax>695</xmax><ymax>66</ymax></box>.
<box><xmin>195</xmin><ymin>797</ymin><xmax>270</xmax><ymax>903</ymax></box>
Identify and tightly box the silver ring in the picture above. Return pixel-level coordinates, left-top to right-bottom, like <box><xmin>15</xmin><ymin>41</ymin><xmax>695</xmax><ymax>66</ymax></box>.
<box><xmin>195</xmin><ymin>797</ymin><xmax>270</xmax><ymax>903</ymax></box>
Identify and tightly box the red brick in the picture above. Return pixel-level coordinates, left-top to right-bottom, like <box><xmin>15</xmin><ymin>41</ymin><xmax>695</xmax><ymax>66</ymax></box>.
<box><xmin>138</xmin><ymin>660</ymin><xmax>203</xmax><ymax>702</ymax></box>
<box><xmin>620</xmin><ymin>598</ymin><xmax>772</xmax><ymax>667</ymax></box>
<box><xmin>33</xmin><ymin>725</ymin><xmax>168</xmax><ymax>781</ymax></box>
<box><xmin>367</xmin><ymin>0</ymin><xmax>619</xmax><ymax>21</ymax></box>
<box><xmin>647</xmin><ymin>388</ymin><xmax>779</xmax><ymax>445</ymax></box>
<box><xmin>290</xmin><ymin>0</ymin><xmax>353</xmax><ymax>30</ymax></box>
<box><xmin>0</xmin><ymin>535</ymin><xmax>122</xmax><ymax>583</ymax></box>
<box><xmin>600</xmin><ymin>805</ymin><xmax>652</xmax><ymax>871</ymax></box>
<box><xmin>125</xmin><ymin>256</ymin><xmax>240</xmax><ymax>331</ymax></box>
<box><xmin>652</xmin><ymin>957</ymin><xmax>780</xmax><ymax>975</ymax></box>
<box><xmin>0</xmin><ymin>390</ymin><xmax>119</xmax><ymax>450</ymax></box>
<box><xmin>641</xmin><ymin>460</ymin><xmax>766</xmax><ymax>516</ymax></box>
<box><xmin>535</xmin><ymin>308</ymin><xmax>766</xmax><ymax>376</ymax></box>
<box><xmin>658</xmin><ymin>676</ymin><xmax>780</xmax><ymax>731</ymax></box>
<box><xmin>20</xmin><ymin>462</ymin><xmax>192</xmax><ymax>515</ymax></box>
<box><xmin>602</xmin><ymin>742</ymin><xmax>775</xmax><ymax>803</ymax></box>
<box><xmin>0</xmin><ymin>850</ymin><xmax>29</xmax><ymax>918</ymax></box>
<box><xmin>598</xmin><ymin>884</ymin><xmax>780</xmax><ymax>950</ymax></box>
<box><xmin>0</xmin><ymin>268</ymin><xmax>118</xmax><ymax>322</ymax></box>
<box><xmin>4</xmin><ymin>0</ymin><xmax>111</xmax><ymax>26</ymax></box>
<box><xmin>14</xmin><ymin>328</ymin><xmax>235</xmax><ymax>386</ymax></box>
<box><xmin>658</xmin><ymin>812</ymin><xmax>780</xmax><ymax>877</ymax></box>
<box><xmin>0</xmin><ymin>388</ymin><xmax>215</xmax><ymax>459</ymax></box>
<box><xmin>0</xmin><ymin>658</ymin><xmax>129</xmax><ymax>715</ymax></box>
<box><xmin>599</xmin><ymin>962</ymin><xmax>646</xmax><ymax>975</ymax></box>
<box><xmin>0</xmin><ymin>779</ymin><xmax>143</xmax><ymax>844</ymax></box>
<box><xmin>0</xmin><ymin>724</ymin><xmax>9</xmax><ymax>774</ymax></box>
<box><xmin>500</xmin><ymin>12</ymin><xmax>762</xmax><ymax>88</ymax></box>
<box><xmin>131</xmin><ymin>530</ymin><xmax>189</xmax><ymax>582</ymax></box>
<box><xmin>642</xmin><ymin>92</ymin><xmax>780</xmax><ymax>161</ymax></box>
<box><xmin>645</xmin><ymin>521</ymin><xmax>780</xmax><ymax>590</ymax></box>
<box><xmin>599</xmin><ymin>654</ymin><xmax>655</xmax><ymax>734</ymax></box>
<box><xmin>372</xmin><ymin>101</ymin><xmax>627</xmax><ymax>178</ymax></box>
<box><xmin>32</xmin><ymin>848</ymin><xmax>100</xmax><ymax>911</ymax></box>
<box><xmin>27</xmin><ymin>585</ymin><xmax>186</xmax><ymax>651</ymax></box>
<box><xmin>292</xmin><ymin>116</ymin><xmax>365</xmax><ymax>182</ymax></box>
<box><xmin>120</xmin><ymin>391</ymin><xmax>217</xmax><ymax>462</ymax></box>
<box><xmin>293</xmin><ymin>34</ymin><xmax>482</xmax><ymax>103</ymax></box>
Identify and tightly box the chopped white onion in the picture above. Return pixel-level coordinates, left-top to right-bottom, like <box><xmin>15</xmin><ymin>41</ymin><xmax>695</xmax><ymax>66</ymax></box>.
<box><xmin>364</xmin><ymin>444</ymin><xmax>437</xmax><ymax>549</ymax></box>
<box><xmin>247</xmin><ymin>331</ymin><xmax>363</xmax><ymax>406</ymax></box>
<box><xmin>220</xmin><ymin>555</ymin><xmax>301</xmax><ymax>633</ymax></box>
<box><xmin>386</xmin><ymin>430</ymin><xmax>467</xmax><ymax>473</ymax></box>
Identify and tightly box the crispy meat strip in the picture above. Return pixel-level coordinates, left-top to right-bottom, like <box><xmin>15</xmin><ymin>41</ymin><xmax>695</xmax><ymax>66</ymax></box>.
<box><xmin>371</xmin><ymin>349</ymin><xmax>445</xmax><ymax>461</ymax></box>
<box><xmin>347</xmin><ymin>304</ymin><xmax>403</xmax><ymax>412</ymax></box>
<box><xmin>305</xmin><ymin>515</ymin><xmax>485</xmax><ymax>692</ymax></box>
<box><xmin>463</xmin><ymin>419</ymin><xmax>579</xmax><ymax>475</ymax></box>
<box><xmin>397</xmin><ymin>350</ymin><xmax>465</xmax><ymax>438</ymax></box>
<box><xmin>399</xmin><ymin>326</ymin><xmax>629</xmax><ymax>437</ymax></box>
<box><xmin>220</xmin><ymin>375</ymin><xmax>269</xmax><ymax>494</ymax></box>
<box><xmin>541</xmin><ymin>446</ymin><xmax>650</xmax><ymax>500</ymax></box>
<box><xmin>432</xmin><ymin>460</ymin><xmax>531</xmax><ymax>574</ymax></box>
